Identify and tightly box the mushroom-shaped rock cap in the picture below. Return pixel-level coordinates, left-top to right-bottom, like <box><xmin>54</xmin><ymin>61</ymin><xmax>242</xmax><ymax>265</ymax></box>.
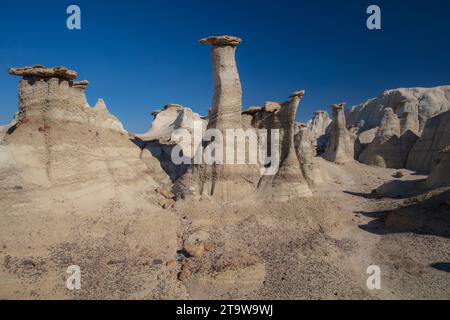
<box><xmin>289</xmin><ymin>90</ymin><xmax>306</xmax><ymax>98</ymax></box>
<box><xmin>242</xmin><ymin>106</ymin><xmax>263</xmax><ymax>115</ymax></box>
<box><xmin>331</xmin><ymin>103</ymin><xmax>346</xmax><ymax>110</ymax></box>
<box><xmin>199</xmin><ymin>36</ymin><xmax>242</xmax><ymax>46</ymax></box>
<box><xmin>8</xmin><ymin>65</ymin><xmax>77</xmax><ymax>80</ymax></box>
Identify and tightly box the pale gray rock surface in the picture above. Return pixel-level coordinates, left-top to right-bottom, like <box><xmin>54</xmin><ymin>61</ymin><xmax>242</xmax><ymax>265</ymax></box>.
<box><xmin>406</xmin><ymin>110</ymin><xmax>450</xmax><ymax>173</ymax></box>
<box><xmin>346</xmin><ymin>86</ymin><xmax>450</xmax><ymax>134</ymax></box>
<box><xmin>359</xmin><ymin>108</ymin><xmax>418</xmax><ymax>168</ymax></box>
<box><xmin>8</xmin><ymin>65</ymin><xmax>126</xmax><ymax>133</ymax></box>
<box><xmin>426</xmin><ymin>146</ymin><xmax>450</xmax><ymax>189</ymax></box>
<box><xmin>322</xmin><ymin>103</ymin><xmax>355</xmax><ymax>164</ymax></box>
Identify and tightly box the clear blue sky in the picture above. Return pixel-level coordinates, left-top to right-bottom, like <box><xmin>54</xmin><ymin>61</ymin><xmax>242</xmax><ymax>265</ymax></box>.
<box><xmin>1</xmin><ymin>0</ymin><xmax>449</xmax><ymax>133</ymax></box>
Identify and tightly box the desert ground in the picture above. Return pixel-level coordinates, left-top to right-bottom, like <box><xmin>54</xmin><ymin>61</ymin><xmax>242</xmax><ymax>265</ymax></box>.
<box><xmin>1</xmin><ymin>44</ymin><xmax>449</xmax><ymax>300</ymax></box>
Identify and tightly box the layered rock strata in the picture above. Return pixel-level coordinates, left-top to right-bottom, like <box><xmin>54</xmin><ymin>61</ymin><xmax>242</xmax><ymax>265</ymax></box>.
<box><xmin>322</xmin><ymin>103</ymin><xmax>355</xmax><ymax>164</ymax></box>
<box><xmin>359</xmin><ymin>108</ymin><xmax>418</xmax><ymax>168</ymax></box>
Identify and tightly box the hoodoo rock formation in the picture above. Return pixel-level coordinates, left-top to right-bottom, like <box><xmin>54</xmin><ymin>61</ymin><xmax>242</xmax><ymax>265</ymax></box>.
<box><xmin>199</xmin><ymin>36</ymin><xmax>243</xmax><ymax>130</ymax></box>
<box><xmin>8</xmin><ymin>65</ymin><xmax>126</xmax><ymax>133</ymax></box>
<box><xmin>9</xmin><ymin>65</ymin><xmax>77</xmax><ymax>80</ymax></box>
<box><xmin>257</xmin><ymin>91</ymin><xmax>313</xmax><ymax>200</ymax></box>
<box><xmin>322</xmin><ymin>103</ymin><xmax>355</xmax><ymax>164</ymax></box>
<box><xmin>406</xmin><ymin>110</ymin><xmax>450</xmax><ymax>173</ymax></box>
<box><xmin>359</xmin><ymin>108</ymin><xmax>419</xmax><ymax>169</ymax></box>
<box><xmin>346</xmin><ymin>86</ymin><xmax>450</xmax><ymax>134</ymax></box>
<box><xmin>174</xmin><ymin>36</ymin><xmax>260</xmax><ymax>201</ymax></box>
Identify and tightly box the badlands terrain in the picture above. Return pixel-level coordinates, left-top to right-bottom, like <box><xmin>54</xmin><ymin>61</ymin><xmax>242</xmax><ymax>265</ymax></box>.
<box><xmin>0</xmin><ymin>36</ymin><xmax>449</xmax><ymax>300</ymax></box>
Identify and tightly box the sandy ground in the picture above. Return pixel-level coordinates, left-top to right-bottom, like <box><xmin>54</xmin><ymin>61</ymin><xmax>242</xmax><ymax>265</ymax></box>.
<box><xmin>0</xmin><ymin>120</ymin><xmax>449</xmax><ymax>299</ymax></box>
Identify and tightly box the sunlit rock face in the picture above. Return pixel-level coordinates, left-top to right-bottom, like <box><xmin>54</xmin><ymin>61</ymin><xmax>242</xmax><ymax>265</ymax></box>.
<box><xmin>358</xmin><ymin>108</ymin><xmax>419</xmax><ymax>169</ymax></box>
<box><xmin>9</xmin><ymin>65</ymin><xmax>126</xmax><ymax>133</ymax></box>
<box><xmin>406</xmin><ymin>110</ymin><xmax>450</xmax><ymax>174</ymax></box>
<box><xmin>322</xmin><ymin>103</ymin><xmax>355</xmax><ymax>164</ymax></box>
<box><xmin>346</xmin><ymin>86</ymin><xmax>450</xmax><ymax>135</ymax></box>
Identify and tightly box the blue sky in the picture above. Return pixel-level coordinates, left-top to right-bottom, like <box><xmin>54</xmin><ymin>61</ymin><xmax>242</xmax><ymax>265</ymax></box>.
<box><xmin>1</xmin><ymin>0</ymin><xmax>449</xmax><ymax>133</ymax></box>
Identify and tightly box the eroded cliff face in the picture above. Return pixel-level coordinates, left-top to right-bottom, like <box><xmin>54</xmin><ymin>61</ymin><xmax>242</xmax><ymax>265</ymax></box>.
<box><xmin>3</xmin><ymin>65</ymin><xmax>169</xmax><ymax>188</ymax></box>
<box><xmin>406</xmin><ymin>110</ymin><xmax>450</xmax><ymax>173</ymax></box>
<box><xmin>346</xmin><ymin>86</ymin><xmax>450</xmax><ymax>134</ymax></box>
<box><xmin>9</xmin><ymin>66</ymin><xmax>126</xmax><ymax>133</ymax></box>
<box><xmin>359</xmin><ymin>108</ymin><xmax>419</xmax><ymax>169</ymax></box>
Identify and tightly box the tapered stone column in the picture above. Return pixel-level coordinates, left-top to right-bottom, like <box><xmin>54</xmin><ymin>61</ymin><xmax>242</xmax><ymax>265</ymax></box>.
<box><xmin>323</xmin><ymin>103</ymin><xmax>355</xmax><ymax>164</ymax></box>
<box><xmin>174</xmin><ymin>36</ymin><xmax>260</xmax><ymax>202</ymax></box>
<box><xmin>199</xmin><ymin>36</ymin><xmax>243</xmax><ymax>130</ymax></box>
<box><xmin>258</xmin><ymin>90</ymin><xmax>313</xmax><ymax>200</ymax></box>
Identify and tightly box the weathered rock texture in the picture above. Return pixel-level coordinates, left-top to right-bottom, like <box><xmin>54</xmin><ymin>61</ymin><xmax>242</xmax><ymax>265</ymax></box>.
<box><xmin>8</xmin><ymin>65</ymin><xmax>77</xmax><ymax>80</ymax></box>
<box><xmin>426</xmin><ymin>146</ymin><xmax>450</xmax><ymax>189</ymax></box>
<box><xmin>1</xmin><ymin>66</ymin><xmax>178</xmax><ymax>299</ymax></box>
<box><xmin>359</xmin><ymin>108</ymin><xmax>418</xmax><ymax>168</ymax></box>
<box><xmin>322</xmin><ymin>103</ymin><xmax>355</xmax><ymax>164</ymax></box>
<box><xmin>306</xmin><ymin>110</ymin><xmax>331</xmax><ymax>154</ymax></box>
<box><xmin>175</xmin><ymin>36</ymin><xmax>260</xmax><ymax>201</ymax></box>
<box><xmin>256</xmin><ymin>91</ymin><xmax>313</xmax><ymax>200</ymax></box>
<box><xmin>306</xmin><ymin>110</ymin><xmax>331</xmax><ymax>139</ymax></box>
<box><xmin>346</xmin><ymin>86</ymin><xmax>450</xmax><ymax>134</ymax></box>
<box><xmin>134</xmin><ymin>104</ymin><xmax>206</xmax><ymax>182</ymax></box>
<box><xmin>199</xmin><ymin>36</ymin><xmax>243</xmax><ymax>130</ymax></box>
<box><xmin>295</xmin><ymin>125</ymin><xmax>322</xmax><ymax>186</ymax></box>
<box><xmin>406</xmin><ymin>110</ymin><xmax>450</xmax><ymax>173</ymax></box>
<box><xmin>137</xmin><ymin>104</ymin><xmax>206</xmax><ymax>144</ymax></box>
<box><xmin>9</xmin><ymin>65</ymin><xmax>126</xmax><ymax>133</ymax></box>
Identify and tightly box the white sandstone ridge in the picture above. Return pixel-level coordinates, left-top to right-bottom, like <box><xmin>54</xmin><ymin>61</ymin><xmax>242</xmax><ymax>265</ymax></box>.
<box><xmin>7</xmin><ymin>65</ymin><xmax>126</xmax><ymax>133</ymax></box>
<box><xmin>346</xmin><ymin>86</ymin><xmax>450</xmax><ymax>134</ymax></box>
<box><xmin>136</xmin><ymin>103</ymin><xmax>206</xmax><ymax>144</ymax></box>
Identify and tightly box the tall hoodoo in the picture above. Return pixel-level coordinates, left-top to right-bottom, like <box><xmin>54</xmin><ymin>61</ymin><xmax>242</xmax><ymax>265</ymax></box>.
<box><xmin>199</xmin><ymin>36</ymin><xmax>243</xmax><ymax>130</ymax></box>
<box><xmin>257</xmin><ymin>90</ymin><xmax>313</xmax><ymax>200</ymax></box>
<box><xmin>322</xmin><ymin>103</ymin><xmax>355</xmax><ymax>164</ymax></box>
<box><xmin>174</xmin><ymin>36</ymin><xmax>260</xmax><ymax>202</ymax></box>
<box><xmin>359</xmin><ymin>108</ymin><xmax>418</xmax><ymax>169</ymax></box>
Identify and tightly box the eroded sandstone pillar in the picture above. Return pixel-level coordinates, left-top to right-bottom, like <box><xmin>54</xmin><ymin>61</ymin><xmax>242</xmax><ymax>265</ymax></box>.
<box><xmin>258</xmin><ymin>90</ymin><xmax>313</xmax><ymax>200</ymax></box>
<box><xmin>323</xmin><ymin>103</ymin><xmax>355</xmax><ymax>164</ymax></box>
<box><xmin>199</xmin><ymin>36</ymin><xmax>243</xmax><ymax>130</ymax></box>
<box><xmin>174</xmin><ymin>36</ymin><xmax>260</xmax><ymax>202</ymax></box>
